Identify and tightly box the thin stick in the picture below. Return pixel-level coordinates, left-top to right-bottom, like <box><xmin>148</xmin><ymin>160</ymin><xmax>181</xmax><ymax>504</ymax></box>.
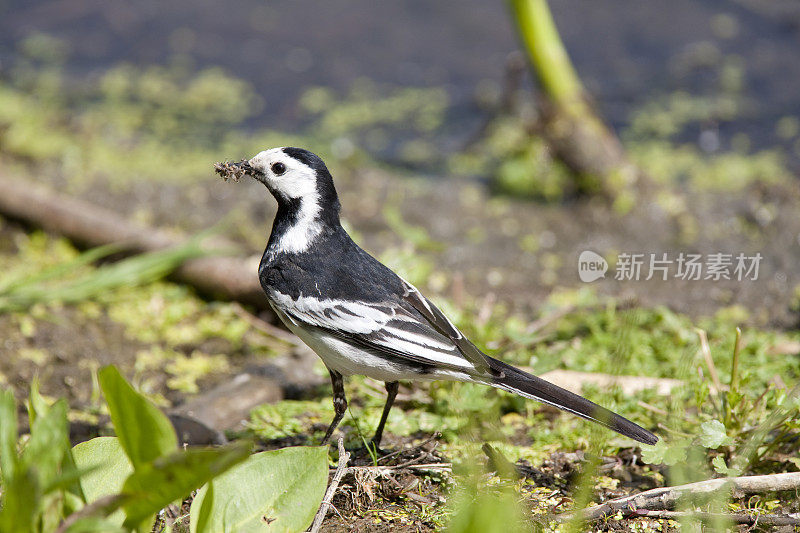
<box><xmin>526</xmin><ymin>304</ymin><xmax>577</xmax><ymax>335</ymax></box>
<box><xmin>569</xmin><ymin>472</ymin><xmax>800</xmax><ymax>521</ymax></box>
<box><xmin>377</xmin><ymin>432</ymin><xmax>441</xmax><ymax>465</ymax></box>
<box><xmin>349</xmin><ymin>463</ymin><xmax>452</xmax><ymax>475</ymax></box>
<box><xmin>308</xmin><ymin>438</ymin><xmax>350</xmax><ymax>533</ymax></box>
<box><xmin>696</xmin><ymin>329</ymin><xmax>723</xmax><ymax>393</ymax></box>
<box><xmin>231</xmin><ymin>302</ymin><xmax>300</xmax><ymax>346</ymax></box>
<box><xmin>636</xmin><ymin>400</ymin><xmax>668</xmax><ymax>417</ymax></box>
<box><xmin>633</xmin><ymin>510</ymin><xmax>800</xmax><ymax>526</ymax></box>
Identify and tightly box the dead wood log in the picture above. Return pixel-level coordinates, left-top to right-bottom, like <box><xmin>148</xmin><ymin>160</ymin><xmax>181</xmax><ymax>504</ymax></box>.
<box><xmin>0</xmin><ymin>174</ymin><xmax>269</xmax><ymax>311</ymax></box>
<box><xmin>572</xmin><ymin>472</ymin><xmax>800</xmax><ymax>521</ymax></box>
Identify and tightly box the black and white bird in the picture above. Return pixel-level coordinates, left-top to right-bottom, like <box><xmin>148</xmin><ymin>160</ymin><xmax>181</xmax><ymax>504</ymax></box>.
<box><xmin>227</xmin><ymin>147</ymin><xmax>657</xmax><ymax>448</ymax></box>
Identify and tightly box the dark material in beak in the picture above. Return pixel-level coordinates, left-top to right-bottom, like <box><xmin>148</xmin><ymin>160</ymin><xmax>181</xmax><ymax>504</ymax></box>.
<box><xmin>214</xmin><ymin>159</ymin><xmax>261</xmax><ymax>182</ymax></box>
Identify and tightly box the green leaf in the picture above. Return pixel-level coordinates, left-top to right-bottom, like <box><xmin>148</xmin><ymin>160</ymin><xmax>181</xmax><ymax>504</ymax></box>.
<box><xmin>27</xmin><ymin>377</ymin><xmax>50</xmax><ymax>428</ymax></box>
<box><xmin>0</xmin><ymin>389</ymin><xmax>17</xmax><ymax>483</ymax></box>
<box><xmin>63</xmin><ymin>516</ymin><xmax>127</xmax><ymax>533</ymax></box>
<box><xmin>20</xmin><ymin>398</ymin><xmax>70</xmax><ymax>490</ymax></box>
<box><xmin>700</xmin><ymin>420</ymin><xmax>731</xmax><ymax>449</ymax></box>
<box><xmin>447</xmin><ymin>481</ymin><xmax>527</xmax><ymax>533</ymax></box>
<box><xmin>122</xmin><ymin>441</ymin><xmax>252</xmax><ymax>530</ymax></box>
<box><xmin>0</xmin><ymin>467</ymin><xmax>38</xmax><ymax>533</ymax></box>
<box><xmin>98</xmin><ymin>365</ymin><xmax>178</xmax><ymax>467</ymax></box>
<box><xmin>72</xmin><ymin>437</ymin><xmax>134</xmax><ymax>525</ymax></box>
<box><xmin>641</xmin><ymin>438</ymin><xmax>689</xmax><ymax>466</ymax></box>
<box><xmin>190</xmin><ymin>446</ymin><xmax>329</xmax><ymax>533</ymax></box>
<box><xmin>711</xmin><ymin>455</ymin><xmax>740</xmax><ymax>476</ymax></box>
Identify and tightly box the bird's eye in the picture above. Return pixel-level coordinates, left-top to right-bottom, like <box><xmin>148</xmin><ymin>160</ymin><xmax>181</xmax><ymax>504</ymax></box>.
<box><xmin>271</xmin><ymin>162</ymin><xmax>287</xmax><ymax>175</ymax></box>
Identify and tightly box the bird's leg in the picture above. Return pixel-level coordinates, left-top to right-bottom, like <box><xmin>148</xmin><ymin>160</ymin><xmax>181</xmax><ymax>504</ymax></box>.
<box><xmin>370</xmin><ymin>381</ymin><xmax>399</xmax><ymax>449</ymax></box>
<box><xmin>321</xmin><ymin>369</ymin><xmax>347</xmax><ymax>445</ymax></box>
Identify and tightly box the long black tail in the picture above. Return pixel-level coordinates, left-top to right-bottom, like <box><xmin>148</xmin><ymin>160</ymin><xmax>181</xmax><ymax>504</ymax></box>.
<box><xmin>483</xmin><ymin>357</ymin><xmax>658</xmax><ymax>445</ymax></box>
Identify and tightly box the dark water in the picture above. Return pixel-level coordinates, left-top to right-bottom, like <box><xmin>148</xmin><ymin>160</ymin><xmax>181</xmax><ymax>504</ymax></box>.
<box><xmin>1</xmin><ymin>0</ymin><xmax>799</xmax><ymax>168</ymax></box>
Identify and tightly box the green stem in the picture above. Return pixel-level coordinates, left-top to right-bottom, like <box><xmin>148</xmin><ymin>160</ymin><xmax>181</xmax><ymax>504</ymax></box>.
<box><xmin>724</xmin><ymin>328</ymin><xmax>742</xmax><ymax>428</ymax></box>
<box><xmin>507</xmin><ymin>0</ymin><xmax>584</xmax><ymax>109</ymax></box>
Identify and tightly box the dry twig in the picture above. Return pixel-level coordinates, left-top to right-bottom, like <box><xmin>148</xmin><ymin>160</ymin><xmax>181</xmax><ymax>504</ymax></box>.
<box><xmin>377</xmin><ymin>432</ymin><xmax>441</xmax><ymax>465</ymax></box>
<box><xmin>696</xmin><ymin>329</ymin><xmax>724</xmax><ymax>393</ymax></box>
<box><xmin>309</xmin><ymin>438</ymin><xmax>350</xmax><ymax>533</ymax></box>
<box><xmin>230</xmin><ymin>302</ymin><xmax>301</xmax><ymax>346</ymax></box>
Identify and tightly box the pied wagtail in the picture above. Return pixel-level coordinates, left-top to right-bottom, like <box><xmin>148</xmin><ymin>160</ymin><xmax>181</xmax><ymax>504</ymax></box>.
<box><xmin>218</xmin><ymin>147</ymin><xmax>658</xmax><ymax>448</ymax></box>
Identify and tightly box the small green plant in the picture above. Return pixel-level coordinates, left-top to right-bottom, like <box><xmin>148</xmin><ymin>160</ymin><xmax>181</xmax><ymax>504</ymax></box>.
<box><xmin>640</xmin><ymin>328</ymin><xmax>800</xmax><ymax>478</ymax></box>
<box><xmin>0</xmin><ymin>366</ymin><xmax>329</xmax><ymax>532</ymax></box>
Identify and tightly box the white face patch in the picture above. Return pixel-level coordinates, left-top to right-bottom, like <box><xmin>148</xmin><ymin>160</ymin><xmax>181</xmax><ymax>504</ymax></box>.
<box><xmin>249</xmin><ymin>147</ymin><xmax>323</xmax><ymax>253</ymax></box>
<box><xmin>248</xmin><ymin>148</ymin><xmax>318</xmax><ymax>200</ymax></box>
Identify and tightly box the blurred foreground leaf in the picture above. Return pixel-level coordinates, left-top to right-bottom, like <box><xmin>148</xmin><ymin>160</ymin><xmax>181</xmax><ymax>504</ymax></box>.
<box><xmin>190</xmin><ymin>446</ymin><xmax>329</xmax><ymax>533</ymax></box>
<box><xmin>98</xmin><ymin>365</ymin><xmax>178</xmax><ymax>467</ymax></box>
<box><xmin>72</xmin><ymin>437</ymin><xmax>134</xmax><ymax>525</ymax></box>
<box><xmin>0</xmin><ymin>389</ymin><xmax>17</xmax><ymax>483</ymax></box>
<box><xmin>122</xmin><ymin>441</ymin><xmax>252</xmax><ymax>530</ymax></box>
<box><xmin>0</xmin><ymin>241</ymin><xmax>207</xmax><ymax>313</ymax></box>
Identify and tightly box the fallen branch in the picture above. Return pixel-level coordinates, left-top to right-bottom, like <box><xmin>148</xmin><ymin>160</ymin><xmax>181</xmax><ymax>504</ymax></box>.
<box><xmin>346</xmin><ymin>463</ymin><xmax>452</xmax><ymax>476</ymax></box>
<box><xmin>0</xmin><ymin>174</ymin><xmax>270</xmax><ymax>311</ymax></box>
<box><xmin>633</xmin><ymin>509</ymin><xmax>800</xmax><ymax>526</ymax></box>
<box><xmin>309</xmin><ymin>438</ymin><xmax>350</xmax><ymax>533</ymax></box>
<box><xmin>571</xmin><ymin>472</ymin><xmax>800</xmax><ymax>521</ymax></box>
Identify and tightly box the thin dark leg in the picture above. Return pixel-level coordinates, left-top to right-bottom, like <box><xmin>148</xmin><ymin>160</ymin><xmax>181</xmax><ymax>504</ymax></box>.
<box><xmin>370</xmin><ymin>381</ymin><xmax>399</xmax><ymax>448</ymax></box>
<box><xmin>321</xmin><ymin>369</ymin><xmax>347</xmax><ymax>445</ymax></box>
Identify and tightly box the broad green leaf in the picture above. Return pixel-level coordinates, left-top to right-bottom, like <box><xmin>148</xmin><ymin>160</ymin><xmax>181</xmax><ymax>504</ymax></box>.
<box><xmin>699</xmin><ymin>420</ymin><xmax>731</xmax><ymax>449</ymax></box>
<box><xmin>190</xmin><ymin>446</ymin><xmax>328</xmax><ymax>533</ymax></box>
<box><xmin>122</xmin><ymin>441</ymin><xmax>252</xmax><ymax>530</ymax></box>
<box><xmin>72</xmin><ymin>437</ymin><xmax>133</xmax><ymax>525</ymax></box>
<box><xmin>98</xmin><ymin>365</ymin><xmax>177</xmax><ymax>467</ymax></box>
<box><xmin>0</xmin><ymin>389</ymin><xmax>17</xmax><ymax>483</ymax></box>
